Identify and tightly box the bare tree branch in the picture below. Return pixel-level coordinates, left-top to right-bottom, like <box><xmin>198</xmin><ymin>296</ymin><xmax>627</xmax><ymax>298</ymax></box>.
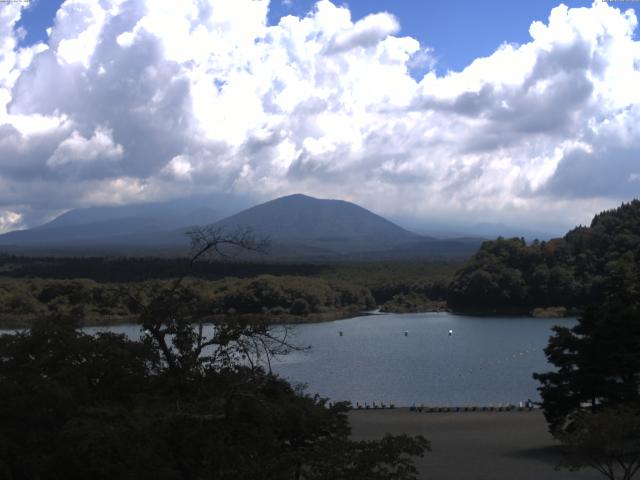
<box><xmin>129</xmin><ymin>224</ymin><xmax>309</xmax><ymax>377</ymax></box>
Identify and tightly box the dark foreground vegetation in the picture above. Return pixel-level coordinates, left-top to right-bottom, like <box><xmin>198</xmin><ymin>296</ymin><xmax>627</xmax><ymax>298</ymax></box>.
<box><xmin>0</xmin><ymin>229</ymin><xmax>429</xmax><ymax>480</ymax></box>
<box><xmin>534</xmin><ymin>246</ymin><xmax>640</xmax><ymax>479</ymax></box>
<box><xmin>0</xmin><ymin>316</ymin><xmax>429</xmax><ymax>480</ymax></box>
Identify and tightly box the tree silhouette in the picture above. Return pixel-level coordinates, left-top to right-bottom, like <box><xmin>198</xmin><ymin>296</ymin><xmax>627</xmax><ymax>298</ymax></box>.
<box><xmin>557</xmin><ymin>407</ymin><xmax>640</xmax><ymax>480</ymax></box>
<box><xmin>535</xmin><ymin>254</ymin><xmax>640</xmax><ymax>479</ymax></box>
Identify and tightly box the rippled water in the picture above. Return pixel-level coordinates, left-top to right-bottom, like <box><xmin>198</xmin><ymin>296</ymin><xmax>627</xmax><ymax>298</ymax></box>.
<box><xmin>5</xmin><ymin>312</ymin><xmax>574</xmax><ymax>407</ymax></box>
<box><xmin>270</xmin><ymin>312</ymin><xmax>574</xmax><ymax>407</ymax></box>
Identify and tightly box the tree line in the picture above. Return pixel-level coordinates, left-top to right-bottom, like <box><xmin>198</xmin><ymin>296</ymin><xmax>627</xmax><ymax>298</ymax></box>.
<box><xmin>0</xmin><ymin>275</ymin><xmax>377</xmax><ymax>328</ymax></box>
<box><xmin>0</xmin><ymin>258</ymin><xmax>457</xmax><ymax>328</ymax></box>
<box><xmin>449</xmin><ymin>200</ymin><xmax>640</xmax><ymax>312</ymax></box>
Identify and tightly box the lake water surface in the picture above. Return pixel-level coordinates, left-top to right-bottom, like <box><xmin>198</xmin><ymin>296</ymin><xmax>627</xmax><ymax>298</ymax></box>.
<box><xmin>75</xmin><ymin>312</ymin><xmax>574</xmax><ymax>407</ymax></box>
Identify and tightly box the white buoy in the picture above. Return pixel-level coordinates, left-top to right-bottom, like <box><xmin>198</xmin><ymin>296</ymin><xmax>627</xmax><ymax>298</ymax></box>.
<box><xmin>448</xmin><ymin>329</ymin><xmax>453</xmax><ymax>336</ymax></box>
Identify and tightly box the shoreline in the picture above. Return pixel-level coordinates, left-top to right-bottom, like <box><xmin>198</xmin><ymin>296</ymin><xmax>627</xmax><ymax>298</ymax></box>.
<box><xmin>447</xmin><ymin>305</ymin><xmax>580</xmax><ymax>318</ymax></box>
<box><xmin>0</xmin><ymin>305</ymin><xmax>578</xmax><ymax>330</ymax></box>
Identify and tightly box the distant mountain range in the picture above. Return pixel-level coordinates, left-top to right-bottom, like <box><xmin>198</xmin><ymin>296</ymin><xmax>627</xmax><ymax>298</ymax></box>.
<box><xmin>0</xmin><ymin>194</ymin><xmax>484</xmax><ymax>259</ymax></box>
<box><xmin>391</xmin><ymin>217</ymin><xmax>560</xmax><ymax>242</ymax></box>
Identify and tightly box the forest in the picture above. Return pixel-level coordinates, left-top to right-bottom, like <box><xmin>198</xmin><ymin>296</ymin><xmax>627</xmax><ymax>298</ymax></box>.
<box><xmin>448</xmin><ymin>200</ymin><xmax>640</xmax><ymax>313</ymax></box>
<box><xmin>0</xmin><ymin>258</ymin><xmax>455</xmax><ymax>328</ymax></box>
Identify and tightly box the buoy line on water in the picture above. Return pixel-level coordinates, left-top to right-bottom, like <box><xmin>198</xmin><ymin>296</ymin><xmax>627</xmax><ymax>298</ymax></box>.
<box><xmin>350</xmin><ymin>403</ymin><xmax>537</xmax><ymax>412</ymax></box>
<box><xmin>334</xmin><ymin>328</ymin><xmax>543</xmax><ymax>380</ymax></box>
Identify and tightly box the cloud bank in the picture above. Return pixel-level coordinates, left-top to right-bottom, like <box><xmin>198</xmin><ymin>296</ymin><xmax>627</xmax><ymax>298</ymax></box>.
<box><xmin>0</xmin><ymin>0</ymin><xmax>639</xmax><ymax>232</ymax></box>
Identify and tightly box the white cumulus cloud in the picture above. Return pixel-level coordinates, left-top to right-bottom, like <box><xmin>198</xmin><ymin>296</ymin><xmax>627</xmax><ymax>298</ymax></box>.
<box><xmin>0</xmin><ymin>210</ymin><xmax>22</xmax><ymax>232</ymax></box>
<box><xmin>325</xmin><ymin>11</ymin><xmax>399</xmax><ymax>54</ymax></box>
<box><xmin>0</xmin><ymin>0</ymin><xmax>638</xmax><ymax>233</ymax></box>
<box><xmin>47</xmin><ymin>126</ymin><xmax>124</xmax><ymax>167</ymax></box>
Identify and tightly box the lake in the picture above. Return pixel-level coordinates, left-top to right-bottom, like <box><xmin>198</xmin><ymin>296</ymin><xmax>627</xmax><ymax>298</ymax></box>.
<box><xmin>74</xmin><ymin>312</ymin><xmax>573</xmax><ymax>407</ymax></box>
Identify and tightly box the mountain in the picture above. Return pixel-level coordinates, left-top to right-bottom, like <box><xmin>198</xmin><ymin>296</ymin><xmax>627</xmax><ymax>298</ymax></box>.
<box><xmin>0</xmin><ymin>193</ymin><xmax>482</xmax><ymax>259</ymax></box>
<box><xmin>0</xmin><ymin>194</ymin><xmax>250</xmax><ymax>252</ymax></box>
<box><xmin>212</xmin><ymin>194</ymin><xmax>422</xmax><ymax>254</ymax></box>
<box><xmin>390</xmin><ymin>216</ymin><xmax>560</xmax><ymax>241</ymax></box>
<box><xmin>209</xmin><ymin>194</ymin><xmax>482</xmax><ymax>259</ymax></box>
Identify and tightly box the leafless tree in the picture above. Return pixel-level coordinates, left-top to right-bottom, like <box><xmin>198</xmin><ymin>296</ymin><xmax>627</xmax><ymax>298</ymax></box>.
<box><xmin>129</xmin><ymin>225</ymin><xmax>299</xmax><ymax>374</ymax></box>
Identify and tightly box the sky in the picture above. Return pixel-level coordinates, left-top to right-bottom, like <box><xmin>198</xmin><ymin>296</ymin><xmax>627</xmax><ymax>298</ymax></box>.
<box><xmin>0</xmin><ymin>0</ymin><xmax>639</xmax><ymax>234</ymax></box>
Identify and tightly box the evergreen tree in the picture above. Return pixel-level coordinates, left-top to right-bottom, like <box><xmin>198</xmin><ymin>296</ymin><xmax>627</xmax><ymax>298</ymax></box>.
<box><xmin>534</xmin><ymin>253</ymin><xmax>640</xmax><ymax>432</ymax></box>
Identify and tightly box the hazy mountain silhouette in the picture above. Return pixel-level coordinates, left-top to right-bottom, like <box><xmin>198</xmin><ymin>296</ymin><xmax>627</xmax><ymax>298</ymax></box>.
<box><xmin>213</xmin><ymin>194</ymin><xmax>423</xmax><ymax>254</ymax></box>
<box><xmin>0</xmin><ymin>193</ymin><xmax>482</xmax><ymax>258</ymax></box>
<box><xmin>0</xmin><ymin>195</ymin><xmax>249</xmax><ymax>250</ymax></box>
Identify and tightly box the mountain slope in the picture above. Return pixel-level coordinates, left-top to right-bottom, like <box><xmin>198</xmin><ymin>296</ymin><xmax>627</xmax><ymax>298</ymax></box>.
<box><xmin>212</xmin><ymin>194</ymin><xmax>424</xmax><ymax>254</ymax></box>
<box><xmin>0</xmin><ymin>196</ymin><xmax>247</xmax><ymax>249</ymax></box>
<box><xmin>0</xmin><ymin>193</ymin><xmax>482</xmax><ymax>259</ymax></box>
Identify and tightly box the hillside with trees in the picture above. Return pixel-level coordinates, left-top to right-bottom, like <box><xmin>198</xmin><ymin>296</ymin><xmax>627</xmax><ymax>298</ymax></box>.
<box><xmin>448</xmin><ymin>200</ymin><xmax>640</xmax><ymax>313</ymax></box>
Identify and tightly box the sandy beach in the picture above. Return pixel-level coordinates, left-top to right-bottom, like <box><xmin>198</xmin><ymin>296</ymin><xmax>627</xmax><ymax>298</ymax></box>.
<box><xmin>349</xmin><ymin>409</ymin><xmax>602</xmax><ymax>480</ymax></box>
